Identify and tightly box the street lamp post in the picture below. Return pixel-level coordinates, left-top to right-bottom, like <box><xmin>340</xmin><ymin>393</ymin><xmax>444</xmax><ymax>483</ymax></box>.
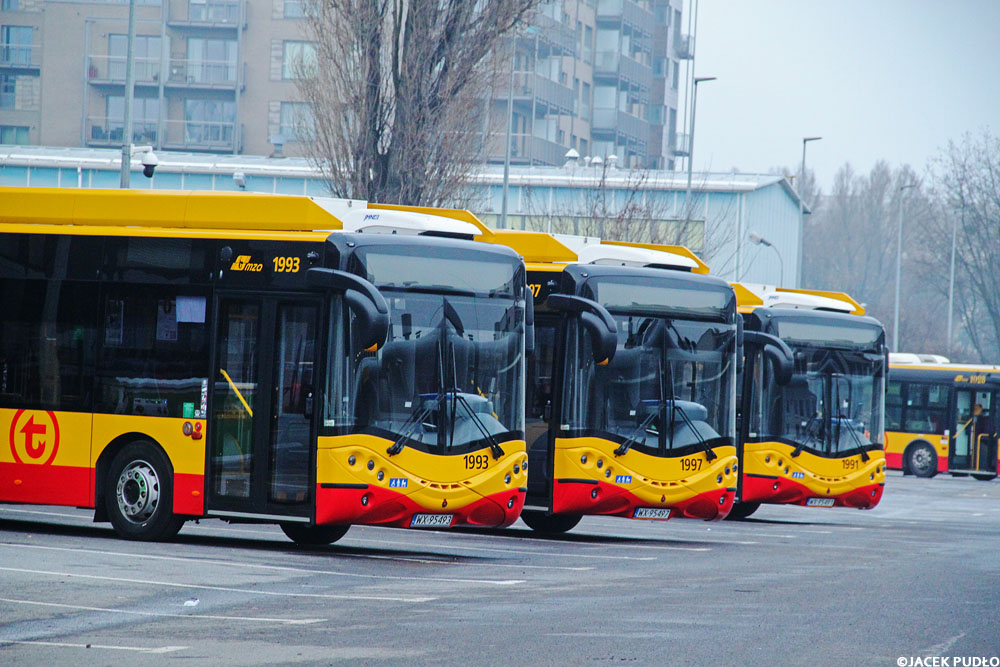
<box><xmin>797</xmin><ymin>136</ymin><xmax>821</xmax><ymax>287</ymax></box>
<box><xmin>748</xmin><ymin>231</ymin><xmax>784</xmax><ymax>286</ymax></box>
<box><xmin>893</xmin><ymin>182</ymin><xmax>917</xmax><ymax>353</ymax></box>
<box><xmin>119</xmin><ymin>0</ymin><xmax>138</xmax><ymax>188</ymax></box>
<box><xmin>684</xmin><ymin>76</ymin><xmax>716</xmax><ymax>221</ymax></box>
<box><xmin>946</xmin><ymin>196</ymin><xmax>962</xmax><ymax>356</ymax></box>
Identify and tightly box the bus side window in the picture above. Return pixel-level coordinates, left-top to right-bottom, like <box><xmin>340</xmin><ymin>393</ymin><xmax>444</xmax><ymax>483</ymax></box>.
<box><xmin>95</xmin><ymin>287</ymin><xmax>209</xmax><ymax>418</ymax></box>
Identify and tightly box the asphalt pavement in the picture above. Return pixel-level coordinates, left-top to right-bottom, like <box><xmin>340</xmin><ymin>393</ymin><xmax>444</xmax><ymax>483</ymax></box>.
<box><xmin>1</xmin><ymin>471</ymin><xmax>998</xmax><ymax>665</ymax></box>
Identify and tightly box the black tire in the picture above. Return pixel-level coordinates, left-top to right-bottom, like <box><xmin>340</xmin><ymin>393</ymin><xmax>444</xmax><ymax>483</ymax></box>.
<box><xmin>519</xmin><ymin>509</ymin><xmax>581</xmax><ymax>534</ymax></box>
<box><xmin>105</xmin><ymin>441</ymin><xmax>185</xmax><ymax>541</ymax></box>
<box><xmin>724</xmin><ymin>501</ymin><xmax>761</xmax><ymax>521</ymax></box>
<box><xmin>971</xmin><ymin>473</ymin><xmax>997</xmax><ymax>482</ymax></box>
<box><xmin>907</xmin><ymin>442</ymin><xmax>938</xmax><ymax>478</ymax></box>
<box><xmin>281</xmin><ymin>522</ymin><xmax>350</xmax><ymax>545</ymax></box>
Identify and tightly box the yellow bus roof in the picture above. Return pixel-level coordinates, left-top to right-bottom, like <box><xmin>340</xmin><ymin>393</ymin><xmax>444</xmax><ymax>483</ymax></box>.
<box><xmin>731</xmin><ymin>283</ymin><xmax>865</xmax><ymax>315</ymax></box>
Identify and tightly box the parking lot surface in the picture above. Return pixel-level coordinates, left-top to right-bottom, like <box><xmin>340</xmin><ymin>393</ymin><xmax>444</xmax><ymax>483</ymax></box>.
<box><xmin>1</xmin><ymin>471</ymin><xmax>998</xmax><ymax>665</ymax></box>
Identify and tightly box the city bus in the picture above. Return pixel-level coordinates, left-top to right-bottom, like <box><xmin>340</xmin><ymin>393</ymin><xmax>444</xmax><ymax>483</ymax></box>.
<box><xmin>0</xmin><ymin>187</ymin><xmax>530</xmax><ymax>543</ymax></box>
<box><xmin>886</xmin><ymin>355</ymin><xmax>1000</xmax><ymax>480</ymax></box>
<box><xmin>477</xmin><ymin>231</ymin><xmax>739</xmax><ymax>532</ymax></box>
<box><xmin>729</xmin><ymin>285</ymin><xmax>888</xmax><ymax>520</ymax></box>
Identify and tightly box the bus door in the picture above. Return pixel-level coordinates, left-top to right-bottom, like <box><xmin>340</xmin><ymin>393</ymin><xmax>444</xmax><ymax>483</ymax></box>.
<box><xmin>207</xmin><ymin>294</ymin><xmax>320</xmax><ymax>521</ymax></box>
<box><xmin>950</xmin><ymin>388</ymin><xmax>997</xmax><ymax>475</ymax></box>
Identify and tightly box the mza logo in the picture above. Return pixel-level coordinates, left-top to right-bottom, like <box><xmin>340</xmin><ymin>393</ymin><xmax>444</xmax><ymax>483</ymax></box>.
<box><xmin>8</xmin><ymin>410</ymin><xmax>60</xmax><ymax>465</ymax></box>
<box><xmin>615</xmin><ymin>475</ymin><xmax>632</xmax><ymax>484</ymax></box>
<box><xmin>389</xmin><ymin>478</ymin><xmax>408</xmax><ymax>488</ymax></box>
<box><xmin>791</xmin><ymin>472</ymin><xmax>805</xmax><ymax>479</ymax></box>
<box><xmin>230</xmin><ymin>255</ymin><xmax>263</xmax><ymax>272</ymax></box>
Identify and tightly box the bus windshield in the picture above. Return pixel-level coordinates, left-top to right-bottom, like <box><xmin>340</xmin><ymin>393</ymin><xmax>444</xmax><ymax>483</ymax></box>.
<box><xmin>760</xmin><ymin>348</ymin><xmax>885</xmax><ymax>455</ymax></box>
<box><xmin>325</xmin><ymin>291</ymin><xmax>524</xmax><ymax>454</ymax></box>
<box><xmin>561</xmin><ymin>314</ymin><xmax>736</xmax><ymax>456</ymax></box>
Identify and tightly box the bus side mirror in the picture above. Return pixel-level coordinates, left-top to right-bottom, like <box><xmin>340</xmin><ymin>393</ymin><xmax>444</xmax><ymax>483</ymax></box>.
<box><xmin>744</xmin><ymin>330</ymin><xmax>794</xmax><ymax>385</ymax></box>
<box><xmin>307</xmin><ymin>268</ymin><xmax>389</xmax><ymax>351</ymax></box>
<box><xmin>546</xmin><ymin>294</ymin><xmax>617</xmax><ymax>365</ymax></box>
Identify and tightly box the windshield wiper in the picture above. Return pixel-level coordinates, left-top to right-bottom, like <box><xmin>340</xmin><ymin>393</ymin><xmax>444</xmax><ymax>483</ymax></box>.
<box><xmin>672</xmin><ymin>402</ymin><xmax>718</xmax><ymax>462</ymax></box>
<box><xmin>791</xmin><ymin>418</ymin><xmax>823</xmax><ymax>457</ymax></box>
<box><xmin>387</xmin><ymin>394</ymin><xmax>440</xmax><ymax>456</ymax></box>
<box><xmin>837</xmin><ymin>413</ymin><xmax>871</xmax><ymax>462</ymax></box>
<box><xmin>614</xmin><ymin>402</ymin><xmax>659</xmax><ymax>456</ymax></box>
<box><xmin>444</xmin><ymin>340</ymin><xmax>504</xmax><ymax>459</ymax></box>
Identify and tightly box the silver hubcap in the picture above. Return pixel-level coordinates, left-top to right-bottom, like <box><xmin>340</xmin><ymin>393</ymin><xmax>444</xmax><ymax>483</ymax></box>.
<box><xmin>116</xmin><ymin>460</ymin><xmax>160</xmax><ymax>524</ymax></box>
<box><xmin>912</xmin><ymin>448</ymin><xmax>932</xmax><ymax>473</ymax></box>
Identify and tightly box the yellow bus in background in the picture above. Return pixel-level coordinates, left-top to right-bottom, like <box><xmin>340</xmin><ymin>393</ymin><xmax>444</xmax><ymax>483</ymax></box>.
<box><xmin>0</xmin><ymin>188</ymin><xmax>530</xmax><ymax>543</ymax></box>
<box><xmin>886</xmin><ymin>355</ymin><xmax>999</xmax><ymax>480</ymax></box>
<box><xmin>730</xmin><ymin>285</ymin><xmax>888</xmax><ymax>519</ymax></box>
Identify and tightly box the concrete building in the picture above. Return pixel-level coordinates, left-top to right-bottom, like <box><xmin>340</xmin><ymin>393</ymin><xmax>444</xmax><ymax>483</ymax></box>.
<box><xmin>485</xmin><ymin>0</ymin><xmax>688</xmax><ymax>170</ymax></box>
<box><xmin>0</xmin><ymin>145</ymin><xmax>806</xmax><ymax>286</ymax></box>
<box><xmin>0</xmin><ymin>0</ymin><xmax>690</xmax><ymax>169</ymax></box>
<box><xmin>0</xmin><ymin>0</ymin><xmax>311</xmax><ymax>156</ymax></box>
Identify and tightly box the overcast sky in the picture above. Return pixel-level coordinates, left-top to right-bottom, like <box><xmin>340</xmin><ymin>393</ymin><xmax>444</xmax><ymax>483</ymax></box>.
<box><xmin>688</xmin><ymin>0</ymin><xmax>1000</xmax><ymax>189</ymax></box>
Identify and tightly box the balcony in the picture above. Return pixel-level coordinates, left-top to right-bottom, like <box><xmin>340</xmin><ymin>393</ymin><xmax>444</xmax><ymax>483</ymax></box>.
<box><xmin>166</xmin><ymin>58</ymin><xmax>239</xmax><ymax>89</ymax></box>
<box><xmin>87</xmin><ymin>55</ymin><xmax>162</xmax><ymax>86</ymax></box>
<box><xmin>593</xmin><ymin>50</ymin><xmax>652</xmax><ymax>92</ymax></box>
<box><xmin>596</xmin><ymin>0</ymin><xmax>656</xmax><ymax>35</ymax></box>
<box><xmin>509</xmin><ymin>133</ymin><xmax>568</xmax><ymax>166</ymax></box>
<box><xmin>168</xmin><ymin>0</ymin><xmax>244</xmax><ymax>30</ymax></box>
<box><xmin>592</xmin><ymin>107</ymin><xmax>650</xmax><ymax>142</ymax></box>
<box><xmin>527</xmin><ymin>12</ymin><xmax>577</xmax><ymax>56</ymax></box>
<box><xmin>162</xmin><ymin>118</ymin><xmax>241</xmax><ymax>152</ymax></box>
<box><xmin>86</xmin><ymin>116</ymin><xmax>158</xmax><ymax>147</ymax></box>
<box><xmin>0</xmin><ymin>42</ymin><xmax>40</xmax><ymax>69</ymax></box>
<box><xmin>512</xmin><ymin>72</ymin><xmax>574</xmax><ymax>115</ymax></box>
<box><xmin>675</xmin><ymin>34</ymin><xmax>694</xmax><ymax>60</ymax></box>
<box><xmin>672</xmin><ymin>132</ymin><xmax>690</xmax><ymax>157</ymax></box>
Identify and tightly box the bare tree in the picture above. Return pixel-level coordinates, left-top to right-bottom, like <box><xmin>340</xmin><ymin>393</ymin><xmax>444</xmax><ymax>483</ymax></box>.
<box><xmin>298</xmin><ymin>0</ymin><xmax>537</xmax><ymax>206</ymax></box>
<box><xmin>803</xmin><ymin>161</ymin><xmax>940</xmax><ymax>351</ymax></box>
<box><xmin>922</xmin><ymin>130</ymin><xmax>1000</xmax><ymax>362</ymax></box>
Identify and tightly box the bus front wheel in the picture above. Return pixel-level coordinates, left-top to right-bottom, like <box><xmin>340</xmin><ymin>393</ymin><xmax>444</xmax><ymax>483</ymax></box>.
<box><xmin>281</xmin><ymin>523</ymin><xmax>350</xmax><ymax>545</ymax></box>
<box><xmin>724</xmin><ymin>501</ymin><xmax>761</xmax><ymax>520</ymax></box>
<box><xmin>907</xmin><ymin>443</ymin><xmax>938</xmax><ymax>478</ymax></box>
<box><xmin>519</xmin><ymin>510</ymin><xmax>581</xmax><ymax>534</ymax></box>
<box><xmin>105</xmin><ymin>441</ymin><xmax>185</xmax><ymax>541</ymax></box>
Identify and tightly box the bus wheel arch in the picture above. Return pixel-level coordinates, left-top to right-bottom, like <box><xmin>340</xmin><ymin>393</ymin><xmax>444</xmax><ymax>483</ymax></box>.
<box><xmin>99</xmin><ymin>436</ymin><xmax>185</xmax><ymax>541</ymax></box>
<box><xmin>904</xmin><ymin>440</ymin><xmax>938</xmax><ymax>478</ymax></box>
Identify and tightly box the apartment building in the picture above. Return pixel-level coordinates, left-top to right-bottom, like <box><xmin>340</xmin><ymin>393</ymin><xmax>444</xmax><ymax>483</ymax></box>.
<box><xmin>0</xmin><ymin>0</ymin><xmax>314</xmax><ymax>156</ymax></box>
<box><xmin>485</xmin><ymin>0</ymin><xmax>689</xmax><ymax>170</ymax></box>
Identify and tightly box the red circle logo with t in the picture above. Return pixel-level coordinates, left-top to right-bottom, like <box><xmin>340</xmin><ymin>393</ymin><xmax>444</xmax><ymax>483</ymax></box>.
<box><xmin>9</xmin><ymin>410</ymin><xmax>60</xmax><ymax>465</ymax></box>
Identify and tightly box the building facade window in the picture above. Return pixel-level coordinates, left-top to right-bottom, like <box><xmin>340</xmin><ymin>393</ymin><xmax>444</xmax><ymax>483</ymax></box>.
<box><xmin>0</xmin><ymin>124</ymin><xmax>29</xmax><ymax>144</ymax></box>
<box><xmin>183</xmin><ymin>99</ymin><xmax>236</xmax><ymax>145</ymax></box>
<box><xmin>279</xmin><ymin>101</ymin><xmax>313</xmax><ymax>140</ymax></box>
<box><xmin>103</xmin><ymin>95</ymin><xmax>159</xmax><ymax>143</ymax></box>
<box><xmin>282</xmin><ymin>41</ymin><xmax>315</xmax><ymax>79</ymax></box>
<box><xmin>284</xmin><ymin>0</ymin><xmax>306</xmax><ymax>18</ymax></box>
<box><xmin>1</xmin><ymin>25</ymin><xmax>32</xmax><ymax>65</ymax></box>
<box><xmin>109</xmin><ymin>34</ymin><xmax>161</xmax><ymax>81</ymax></box>
<box><xmin>187</xmin><ymin>38</ymin><xmax>237</xmax><ymax>84</ymax></box>
<box><xmin>2</xmin><ymin>1</ymin><xmax>20</xmax><ymax>11</ymax></box>
<box><xmin>189</xmin><ymin>0</ymin><xmax>239</xmax><ymax>23</ymax></box>
<box><xmin>0</xmin><ymin>73</ymin><xmax>14</xmax><ymax>109</ymax></box>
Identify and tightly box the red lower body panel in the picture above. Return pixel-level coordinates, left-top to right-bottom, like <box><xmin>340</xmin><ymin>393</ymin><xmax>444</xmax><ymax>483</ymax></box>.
<box><xmin>314</xmin><ymin>484</ymin><xmax>526</xmax><ymax>529</ymax></box>
<box><xmin>742</xmin><ymin>474</ymin><xmax>884</xmax><ymax>509</ymax></box>
<box><xmin>0</xmin><ymin>462</ymin><xmax>90</xmax><ymax>507</ymax></box>
<box><xmin>885</xmin><ymin>451</ymin><xmax>903</xmax><ymax>470</ymax></box>
<box><xmin>552</xmin><ymin>479</ymin><xmax>735</xmax><ymax>521</ymax></box>
<box><xmin>173</xmin><ymin>473</ymin><xmax>205</xmax><ymax>516</ymax></box>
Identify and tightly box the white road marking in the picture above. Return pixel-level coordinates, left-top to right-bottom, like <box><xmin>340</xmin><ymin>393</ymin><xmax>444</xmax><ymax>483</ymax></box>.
<box><xmin>342</xmin><ymin>537</ymin><xmax>657</xmax><ymax>561</ymax></box>
<box><xmin>0</xmin><ymin>567</ymin><xmax>436</xmax><ymax>603</ymax></box>
<box><xmin>922</xmin><ymin>632</ymin><xmax>966</xmax><ymax>657</ymax></box>
<box><xmin>0</xmin><ymin>640</ymin><xmax>186</xmax><ymax>654</ymax></box>
<box><xmin>0</xmin><ymin>597</ymin><xmax>325</xmax><ymax>625</ymax></box>
<box><xmin>0</xmin><ymin>543</ymin><xmax>525</xmax><ymax>586</ymax></box>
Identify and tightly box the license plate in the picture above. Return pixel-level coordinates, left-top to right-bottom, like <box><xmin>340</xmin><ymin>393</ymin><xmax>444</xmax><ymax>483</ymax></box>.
<box><xmin>410</xmin><ymin>513</ymin><xmax>454</xmax><ymax>528</ymax></box>
<box><xmin>806</xmin><ymin>498</ymin><xmax>835</xmax><ymax>507</ymax></box>
<box><xmin>633</xmin><ymin>507</ymin><xmax>671</xmax><ymax>520</ymax></box>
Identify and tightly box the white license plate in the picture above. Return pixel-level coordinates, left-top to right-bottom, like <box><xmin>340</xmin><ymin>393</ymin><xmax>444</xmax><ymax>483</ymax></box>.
<box><xmin>633</xmin><ymin>507</ymin><xmax>671</xmax><ymax>520</ymax></box>
<box><xmin>806</xmin><ymin>498</ymin><xmax>835</xmax><ymax>507</ymax></box>
<box><xmin>410</xmin><ymin>513</ymin><xmax>454</xmax><ymax>528</ymax></box>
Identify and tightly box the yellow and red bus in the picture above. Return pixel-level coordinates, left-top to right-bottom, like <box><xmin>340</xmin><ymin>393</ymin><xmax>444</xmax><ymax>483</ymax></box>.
<box><xmin>885</xmin><ymin>356</ymin><xmax>999</xmax><ymax>480</ymax></box>
<box><xmin>478</xmin><ymin>231</ymin><xmax>739</xmax><ymax>532</ymax></box>
<box><xmin>0</xmin><ymin>187</ymin><xmax>529</xmax><ymax>543</ymax></box>
<box><xmin>730</xmin><ymin>285</ymin><xmax>888</xmax><ymax>519</ymax></box>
